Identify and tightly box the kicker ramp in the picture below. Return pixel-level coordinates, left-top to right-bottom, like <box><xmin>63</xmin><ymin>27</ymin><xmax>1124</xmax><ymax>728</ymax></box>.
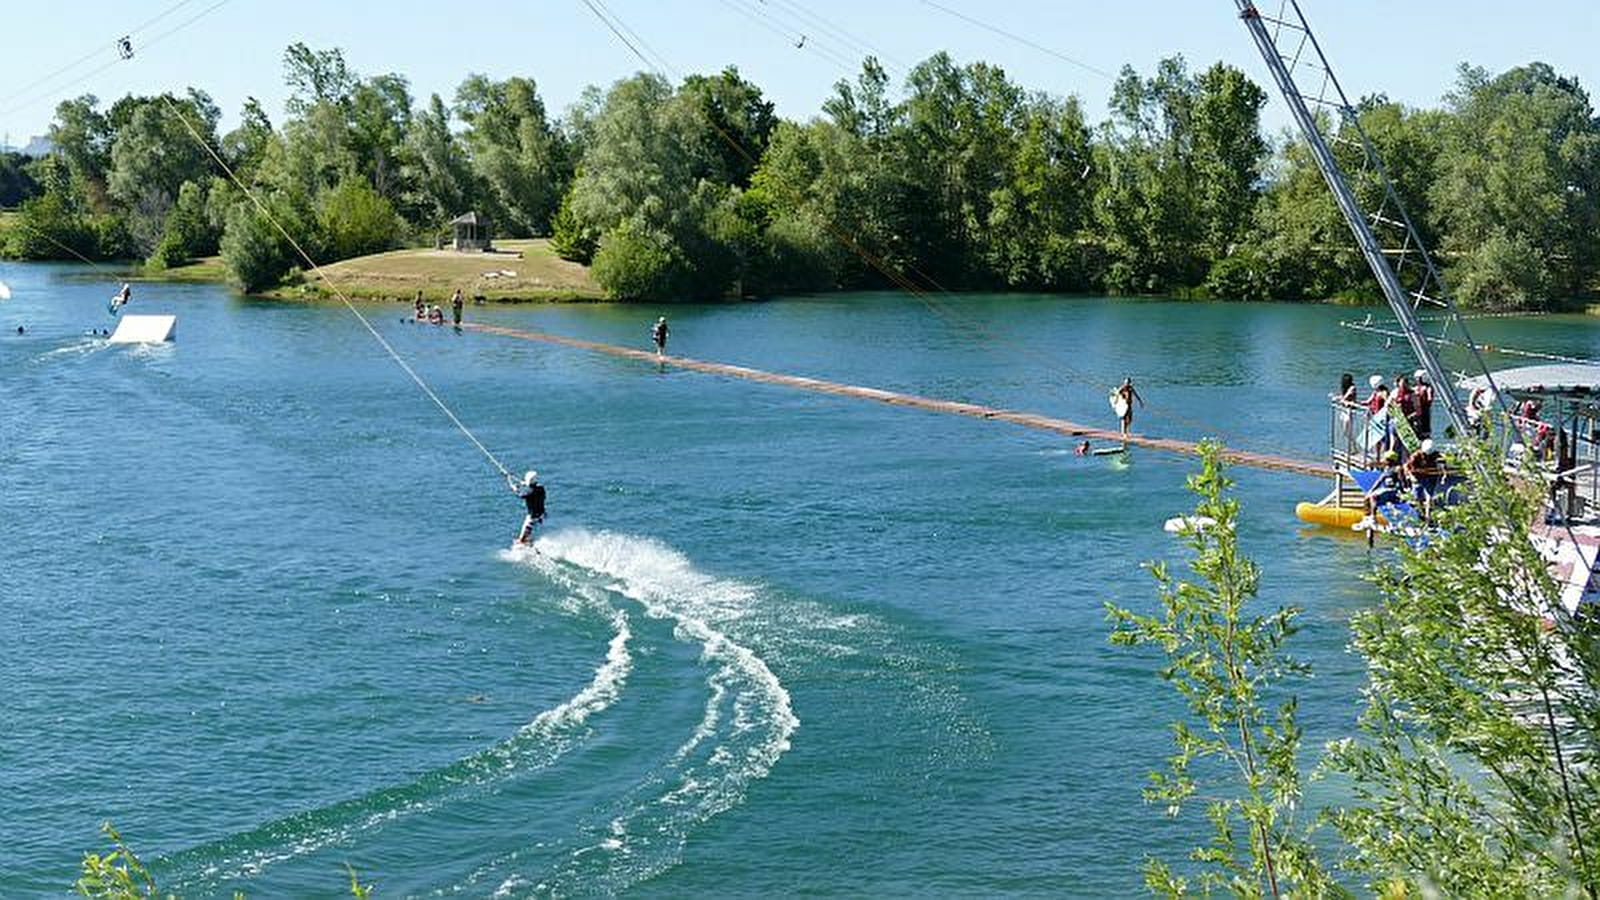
<box><xmin>108</xmin><ymin>314</ymin><xmax>177</xmax><ymax>343</ymax></box>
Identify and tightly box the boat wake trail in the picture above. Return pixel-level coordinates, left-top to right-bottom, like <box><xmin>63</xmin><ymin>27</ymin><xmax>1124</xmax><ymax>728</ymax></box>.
<box><xmin>160</xmin><ymin>570</ymin><xmax>633</xmax><ymax>892</ymax></box>
<box><xmin>456</xmin><ymin>528</ymin><xmax>801</xmax><ymax>897</ymax></box>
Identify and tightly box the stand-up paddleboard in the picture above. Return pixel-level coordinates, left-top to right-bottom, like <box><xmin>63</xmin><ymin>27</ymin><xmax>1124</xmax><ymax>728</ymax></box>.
<box><xmin>1109</xmin><ymin>389</ymin><xmax>1130</xmax><ymax>419</ymax></box>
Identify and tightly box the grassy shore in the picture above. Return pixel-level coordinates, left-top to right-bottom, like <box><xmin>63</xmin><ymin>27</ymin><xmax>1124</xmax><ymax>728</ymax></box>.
<box><xmin>132</xmin><ymin>238</ymin><xmax>604</xmax><ymax>302</ymax></box>
<box><xmin>130</xmin><ymin>255</ymin><xmax>230</xmax><ymax>283</ymax></box>
<box><xmin>264</xmin><ymin>238</ymin><xmax>603</xmax><ymax>302</ymax></box>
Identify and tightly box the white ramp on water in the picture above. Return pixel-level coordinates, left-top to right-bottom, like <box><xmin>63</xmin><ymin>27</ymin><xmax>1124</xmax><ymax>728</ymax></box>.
<box><xmin>108</xmin><ymin>314</ymin><xmax>177</xmax><ymax>343</ymax></box>
<box><xmin>0</xmin><ymin>280</ymin><xmax>11</xmax><ymax>299</ymax></box>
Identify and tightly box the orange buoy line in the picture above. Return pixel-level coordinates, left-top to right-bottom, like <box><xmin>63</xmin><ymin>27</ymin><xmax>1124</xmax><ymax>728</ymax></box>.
<box><xmin>462</xmin><ymin>322</ymin><xmax>1333</xmax><ymax>479</ymax></box>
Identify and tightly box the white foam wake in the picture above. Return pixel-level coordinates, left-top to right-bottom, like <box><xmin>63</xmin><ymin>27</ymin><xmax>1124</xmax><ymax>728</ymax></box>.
<box><xmin>487</xmin><ymin>528</ymin><xmax>800</xmax><ymax>895</ymax></box>
<box><xmin>167</xmin><ymin>561</ymin><xmax>632</xmax><ymax>890</ymax></box>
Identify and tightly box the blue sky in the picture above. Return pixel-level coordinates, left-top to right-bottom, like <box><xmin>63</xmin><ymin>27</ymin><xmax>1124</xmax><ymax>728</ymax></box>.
<box><xmin>2</xmin><ymin>0</ymin><xmax>1596</xmax><ymax>147</ymax></box>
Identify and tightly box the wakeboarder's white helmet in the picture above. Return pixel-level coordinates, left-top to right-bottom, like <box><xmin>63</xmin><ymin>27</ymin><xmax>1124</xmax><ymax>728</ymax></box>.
<box><xmin>524</xmin><ymin>470</ymin><xmax>538</xmax><ymax>485</ymax></box>
<box><xmin>1421</xmin><ymin>439</ymin><xmax>1435</xmax><ymax>453</ymax></box>
<box><xmin>1368</xmin><ymin>374</ymin><xmax>1383</xmax><ymax>388</ymax></box>
<box><xmin>657</xmin><ymin>316</ymin><xmax>667</xmax><ymax>323</ymax></box>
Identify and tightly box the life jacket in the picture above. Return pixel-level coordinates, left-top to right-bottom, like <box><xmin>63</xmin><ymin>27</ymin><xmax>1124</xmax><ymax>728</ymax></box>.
<box><xmin>520</xmin><ymin>483</ymin><xmax>546</xmax><ymax>518</ymax></box>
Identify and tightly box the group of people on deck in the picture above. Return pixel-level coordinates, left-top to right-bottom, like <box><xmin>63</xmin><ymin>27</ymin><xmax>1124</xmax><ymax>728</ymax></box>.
<box><xmin>1337</xmin><ymin>369</ymin><xmax>1448</xmax><ymax>517</ymax></box>
<box><xmin>1338</xmin><ymin>368</ymin><xmax>1436</xmax><ymax>450</ymax></box>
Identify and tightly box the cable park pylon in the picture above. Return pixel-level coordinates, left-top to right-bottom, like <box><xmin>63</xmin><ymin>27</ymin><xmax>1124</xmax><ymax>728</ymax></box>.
<box><xmin>1233</xmin><ymin>0</ymin><xmax>1506</xmax><ymax>436</ymax></box>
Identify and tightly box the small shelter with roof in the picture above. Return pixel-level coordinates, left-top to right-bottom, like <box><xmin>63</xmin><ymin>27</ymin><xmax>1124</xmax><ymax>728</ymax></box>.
<box><xmin>449</xmin><ymin>212</ymin><xmax>493</xmax><ymax>252</ymax></box>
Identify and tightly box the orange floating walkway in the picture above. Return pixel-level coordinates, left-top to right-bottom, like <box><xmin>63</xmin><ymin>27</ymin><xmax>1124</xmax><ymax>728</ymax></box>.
<box><xmin>462</xmin><ymin>322</ymin><xmax>1332</xmax><ymax>479</ymax></box>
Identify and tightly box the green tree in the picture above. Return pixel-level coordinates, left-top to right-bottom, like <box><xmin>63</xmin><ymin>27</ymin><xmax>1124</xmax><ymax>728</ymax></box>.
<box><xmin>1433</xmin><ymin>63</ymin><xmax>1600</xmax><ymax>305</ymax></box>
<box><xmin>1095</xmin><ymin>57</ymin><xmax>1205</xmax><ymax>294</ymax></box>
<box><xmin>567</xmin><ymin>73</ymin><xmax>720</xmax><ymax>298</ymax></box>
<box><xmin>590</xmin><ymin>216</ymin><xmax>685</xmax><ymax>299</ymax></box>
<box><xmin>1324</xmin><ymin>436</ymin><xmax>1600</xmax><ymax>895</ymax></box>
<box><xmin>0</xmin><ymin>151</ymin><xmax>40</xmax><ymax>206</ymax></box>
<box><xmin>316</xmin><ymin>175</ymin><xmax>401</xmax><ymax>261</ymax></box>
<box><xmin>282</xmin><ymin>41</ymin><xmax>357</xmax><ymax>116</ymax></box>
<box><xmin>220</xmin><ymin>200</ymin><xmax>294</xmax><ymax>292</ymax></box>
<box><xmin>548</xmin><ymin>182</ymin><xmax>598</xmax><ymax>263</ymax></box>
<box><xmin>1108</xmin><ymin>443</ymin><xmax>1338</xmax><ymax>897</ymax></box>
<box><xmin>454</xmin><ymin>74</ymin><xmax>567</xmax><ymax>235</ymax></box>
<box><xmin>221</xmin><ymin>97</ymin><xmax>275</xmax><ymax>180</ymax></box>
<box><xmin>349</xmin><ymin>73</ymin><xmax>413</xmax><ymax>202</ymax></box>
<box><xmin>47</xmin><ymin>94</ymin><xmax>111</xmax><ymax>208</ymax></box>
<box><xmin>105</xmin><ymin>91</ymin><xmax>219</xmax><ymax>257</ymax></box>
<box><xmin>4</xmin><ymin>186</ymin><xmax>95</xmax><ymax>260</ymax></box>
<box><xmin>149</xmin><ymin>179</ymin><xmax>218</xmax><ymax>268</ymax></box>
<box><xmin>675</xmin><ymin>66</ymin><xmax>776</xmax><ymax>188</ymax></box>
<box><xmin>401</xmin><ymin>93</ymin><xmax>475</xmax><ymax>229</ymax></box>
<box><xmin>984</xmin><ymin>95</ymin><xmax>1095</xmax><ymax>289</ymax></box>
<box><xmin>1192</xmin><ymin>62</ymin><xmax>1268</xmax><ymax>257</ymax></box>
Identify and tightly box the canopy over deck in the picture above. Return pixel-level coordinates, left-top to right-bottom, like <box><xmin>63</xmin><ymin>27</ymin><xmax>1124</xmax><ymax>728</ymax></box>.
<box><xmin>1459</xmin><ymin>364</ymin><xmax>1600</xmax><ymax>398</ymax></box>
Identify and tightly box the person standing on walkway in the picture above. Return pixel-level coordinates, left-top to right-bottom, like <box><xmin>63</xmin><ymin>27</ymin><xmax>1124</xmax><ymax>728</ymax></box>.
<box><xmin>652</xmin><ymin>316</ymin><xmax>670</xmax><ymax>356</ymax></box>
<box><xmin>1114</xmin><ymin>377</ymin><xmax>1144</xmax><ymax>438</ymax></box>
<box><xmin>451</xmin><ymin>288</ymin><xmax>464</xmax><ymax>326</ymax></box>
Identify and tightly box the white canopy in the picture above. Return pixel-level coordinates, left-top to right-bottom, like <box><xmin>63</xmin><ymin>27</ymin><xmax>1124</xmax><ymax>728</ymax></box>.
<box><xmin>1458</xmin><ymin>363</ymin><xmax>1600</xmax><ymax>397</ymax></box>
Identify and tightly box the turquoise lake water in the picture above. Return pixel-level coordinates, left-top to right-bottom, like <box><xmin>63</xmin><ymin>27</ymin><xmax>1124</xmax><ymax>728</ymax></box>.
<box><xmin>6</xmin><ymin>262</ymin><xmax>1600</xmax><ymax>896</ymax></box>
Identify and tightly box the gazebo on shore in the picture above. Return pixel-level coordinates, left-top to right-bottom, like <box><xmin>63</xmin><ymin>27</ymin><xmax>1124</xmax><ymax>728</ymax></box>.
<box><xmin>449</xmin><ymin>212</ymin><xmax>493</xmax><ymax>251</ymax></box>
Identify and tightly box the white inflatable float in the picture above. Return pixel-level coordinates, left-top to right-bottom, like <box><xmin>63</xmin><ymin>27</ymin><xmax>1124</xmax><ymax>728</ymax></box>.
<box><xmin>1163</xmin><ymin>514</ymin><xmax>1218</xmax><ymax>534</ymax></box>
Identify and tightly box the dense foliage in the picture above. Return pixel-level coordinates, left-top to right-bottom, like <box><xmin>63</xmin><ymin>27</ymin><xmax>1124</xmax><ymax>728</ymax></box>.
<box><xmin>3</xmin><ymin>46</ymin><xmax>1596</xmax><ymax>304</ymax></box>
<box><xmin>1112</xmin><ymin>439</ymin><xmax>1600</xmax><ymax>896</ymax></box>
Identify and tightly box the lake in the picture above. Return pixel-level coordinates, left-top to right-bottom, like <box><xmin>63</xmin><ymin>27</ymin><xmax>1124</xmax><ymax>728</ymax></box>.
<box><xmin>5</xmin><ymin>262</ymin><xmax>1599</xmax><ymax>896</ymax></box>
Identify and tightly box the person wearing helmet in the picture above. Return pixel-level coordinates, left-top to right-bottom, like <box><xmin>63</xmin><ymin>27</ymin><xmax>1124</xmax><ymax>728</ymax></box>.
<box><xmin>509</xmin><ymin>469</ymin><xmax>546</xmax><ymax>546</ymax></box>
<box><xmin>651</xmin><ymin>316</ymin><xmax>670</xmax><ymax>356</ymax></box>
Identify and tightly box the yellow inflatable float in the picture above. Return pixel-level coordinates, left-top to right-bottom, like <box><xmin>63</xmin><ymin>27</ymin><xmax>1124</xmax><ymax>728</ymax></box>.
<box><xmin>1295</xmin><ymin>502</ymin><xmax>1381</xmax><ymax>529</ymax></box>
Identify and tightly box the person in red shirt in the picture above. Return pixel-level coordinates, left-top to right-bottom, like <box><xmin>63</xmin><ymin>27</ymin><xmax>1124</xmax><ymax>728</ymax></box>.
<box><xmin>1412</xmin><ymin>369</ymin><xmax>1434</xmax><ymax>437</ymax></box>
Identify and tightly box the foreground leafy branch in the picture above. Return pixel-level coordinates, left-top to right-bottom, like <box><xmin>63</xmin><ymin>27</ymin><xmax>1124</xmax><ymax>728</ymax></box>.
<box><xmin>1323</xmin><ymin>436</ymin><xmax>1600</xmax><ymax>896</ymax></box>
<box><xmin>1113</xmin><ymin>436</ymin><xmax>1600</xmax><ymax>898</ymax></box>
<box><xmin>75</xmin><ymin>821</ymin><xmax>373</xmax><ymax>899</ymax></box>
<box><xmin>1108</xmin><ymin>441</ymin><xmax>1338</xmax><ymax>897</ymax></box>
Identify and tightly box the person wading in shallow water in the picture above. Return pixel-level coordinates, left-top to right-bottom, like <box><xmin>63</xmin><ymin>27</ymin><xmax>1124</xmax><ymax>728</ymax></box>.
<box><xmin>509</xmin><ymin>470</ymin><xmax>546</xmax><ymax>546</ymax></box>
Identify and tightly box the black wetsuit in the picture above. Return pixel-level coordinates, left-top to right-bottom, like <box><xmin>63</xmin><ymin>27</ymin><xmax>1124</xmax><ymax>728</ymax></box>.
<box><xmin>652</xmin><ymin>322</ymin><xmax>669</xmax><ymax>350</ymax></box>
<box><xmin>519</xmin><ymin>483</ymin><xmax>546</xmax><ymax>520</ymax></box>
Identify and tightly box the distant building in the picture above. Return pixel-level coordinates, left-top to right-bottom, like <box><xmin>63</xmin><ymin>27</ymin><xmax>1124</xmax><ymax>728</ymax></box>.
<box><xmin>450</xmin><ymin>211</ymin><xmax>493</xmax><ymax>252</ymax></box>
<box><xmin>19</xmin><ymin>135</ymin><xmax>54</xmax><ymax>158</ymax></box>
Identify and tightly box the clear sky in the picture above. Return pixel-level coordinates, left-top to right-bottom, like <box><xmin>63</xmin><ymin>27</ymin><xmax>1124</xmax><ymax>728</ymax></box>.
<box><xmin>2</xmin><ymin>0</ymin><xmax>1596</xmax><ymax>148</ymax></box>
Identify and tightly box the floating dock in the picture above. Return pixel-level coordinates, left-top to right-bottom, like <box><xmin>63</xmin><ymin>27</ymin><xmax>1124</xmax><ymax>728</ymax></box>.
<box><xmin>463</xmin><ymin>322</ymin><xmax>1331</xmax><ymax>479</ymax></box>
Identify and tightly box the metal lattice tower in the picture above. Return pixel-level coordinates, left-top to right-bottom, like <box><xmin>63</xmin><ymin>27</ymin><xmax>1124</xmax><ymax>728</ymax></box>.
<box><xmin>1234</xmin><ymin>0</ymin><xmax>1505</xmax><ymax>437</ymax></box>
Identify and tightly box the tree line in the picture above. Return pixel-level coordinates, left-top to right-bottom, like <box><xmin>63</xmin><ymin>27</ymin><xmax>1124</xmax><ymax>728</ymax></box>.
<box><xmin>2</xmin><ymin>44</ymin><xmax>1596</xmax><ymax>307</ymax></box>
